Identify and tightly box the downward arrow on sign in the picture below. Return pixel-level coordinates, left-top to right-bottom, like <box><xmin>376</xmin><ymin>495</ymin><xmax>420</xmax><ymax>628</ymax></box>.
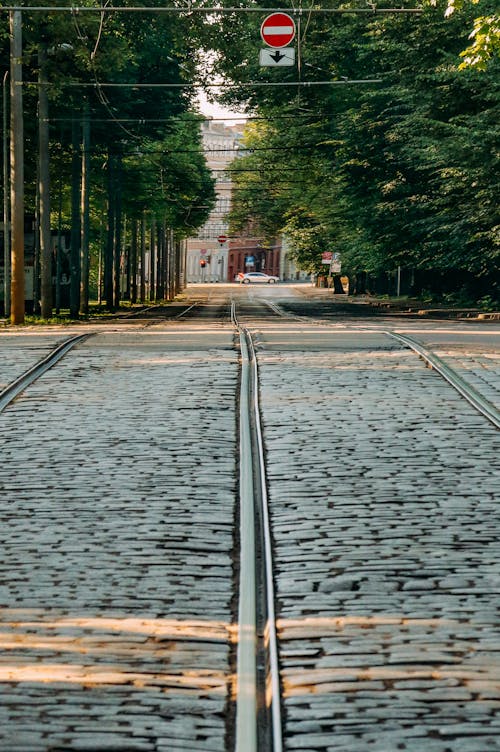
<box><xmin>259</xmin><ymin>47</ymin><xmax>295</xmax><ymax>67</ymax></box>
<box><xmin>270</xmin><ymin>51</ymin><xmax>285</xmax><ymax>63</ymax></box>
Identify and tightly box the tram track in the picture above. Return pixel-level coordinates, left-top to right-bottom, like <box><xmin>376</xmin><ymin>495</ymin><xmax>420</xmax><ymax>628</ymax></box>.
<box><xmin>255</xmin><ymin>297</ymin><xmax>500</xmax><ymax>430</ymax></box>
<box><xmin>0</xmin><ymin>295</ymin><xmax>498</xmax><ymax>751</ymax></box>
<box><xmin>231</xmin><ymin>296</ymin><xmax>500</xmax><ymax>751</ymax></box>
<box><xmin>384</xmin><ymin>331</ymin><xmax>500</xmax><ymax>429</ymax></box>
<box><xmin>233</xmin><ymin>301</ymin><xmax>282</xmax><ymax>752</ymax></box>
<box><xmin>0</xmin><ymin>303</ymin><xmax>212</xmax><ymax>414</ymax></box>
<box><xmin>0</xmin><ymin>332</ymin><xmax>94</xmax><ymax>414</ymax></box>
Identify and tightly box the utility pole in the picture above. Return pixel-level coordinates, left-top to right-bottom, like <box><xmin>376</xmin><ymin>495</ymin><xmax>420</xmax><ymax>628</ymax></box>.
<box><xmin>38</xmin><ymin>43</ymin><xmax>52</xmax><ymax>319</ymax></box>
<box><xmin>10</xmin><ymin>9</ymin><xmax>24</xmax><ymax>324</ymax></box>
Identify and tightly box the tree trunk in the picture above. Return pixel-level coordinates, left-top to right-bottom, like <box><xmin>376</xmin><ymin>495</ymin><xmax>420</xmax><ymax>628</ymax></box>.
<box><xmin>69</xmin><ymin>117</ymin><xmax>81</xmax><ymax>318</ymax></box>
<box><xmin>3</xmin><ymin>69</ymin><xmax>11</xmax><ymax>318</ymax></box>
<box><xmin>38</xmin><ymin>43</ymin><xmax>52</xmax><ymax>319</ymax></box>
<box><xmin>156</xmin><ymin>223</ymin><xmax>163</xmax><ymax>301</ymax></box>
<box><xmin>164</xmin><ymin>227</ymin><xmax>172</xmax><ymax>301</ymax></box>
<box><xmin>149</xmin><ymin>219</ymin><xmax>155</xmax><ymax>301</ymax></box>
<box><xmin>123</xmin><ymin>215</ymin><xmax>130</xmax><ymax>301</ymax></box>
<box><xmin>80</xmin><ymin>101</ymin><xmax>90</xmax><ymax>314</ymax></box>
<box><xmin>140</xmin><ymin>213</ymin><xmax>146</xmax><ymax>302</ymax></box>
<box><xmin>113</xmin><ymin>153</ymin><xmax>122</xmax><ymax>310</ymax></box>
<box><xmin>10</xmin><ymin>9</ymin><xmax>24</xmax><ymax>324</ymax></box>
<box><xmin>104</xmin><ymin>152</ymin><xmax>115</xmax><ymax>309</ymax></box>
<box><xmin>131</xmin><ymin>218</ymin><xmax>137</xmax><ymax>303</ymax></box>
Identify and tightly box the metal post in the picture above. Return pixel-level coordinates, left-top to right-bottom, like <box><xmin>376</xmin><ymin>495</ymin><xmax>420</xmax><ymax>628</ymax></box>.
<box><xmin>10</xmin><ymin>9</ymin><xmax>24</xmax><ymax>324</ymax></box>
<box><xmin>397</xmin><ymin>265</ymin><xmax>401</xmax><ymax>297</ymax></box>
<box><xmin>3</xmin><ymin>71</ymin><xmax>10</xmax><ymax>318</ymax></box>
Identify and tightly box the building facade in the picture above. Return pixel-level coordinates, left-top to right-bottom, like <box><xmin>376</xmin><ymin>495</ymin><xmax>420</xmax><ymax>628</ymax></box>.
<box><xmin>186</xmin><ymin>121</ymin><xmax>243</xmax><ymax>283</ymax></box>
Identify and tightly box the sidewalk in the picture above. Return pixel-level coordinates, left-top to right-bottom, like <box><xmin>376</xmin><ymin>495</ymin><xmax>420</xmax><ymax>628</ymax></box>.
<box><xmin>293</xmin><ymin>285</ymin><xmax>500</xmax><ymax>320</ymax></box>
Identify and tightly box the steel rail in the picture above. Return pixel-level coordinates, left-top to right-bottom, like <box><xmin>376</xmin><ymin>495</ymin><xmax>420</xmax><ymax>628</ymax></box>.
<box><xmin>232</xmin><ymin>298</ymin><xmax>283</xmax><ymax>752</ymax></box>
<box><xmin>174</xmin><ymin>302</ymin><xmax>199</xmax><ymax>318</ymax></box>
<box><xmin>385</xmin><ymin>331</ymin><xmax>500</xmax><ymax>430</ymax></box>
<box><xmin>246</xmin><ymin>329</ymin><xmax>283</xmax><ymax>752</ymax></box>
<box><xmin>258</xmin><ymin>308</ymin><xmax>500</xmax><ymax>429</ymax></box>
<box><xmin>262</xmin><ymin>300</ymin><xmax>286</xmax><ymax>317</ymax></box>
<box><xmin>141</xmin><ymin>302</ymin><xmax>200</xmax><ymax>326</ymax></box>
<box><xmin>0</xmin><ymin>332</ymin><xmax>93</xmax><ymax>414</ymax></box>
<box><xmin>236</xmin><ymin>325</ymin><xmax>258</xmax><ymax>752</ymax></box>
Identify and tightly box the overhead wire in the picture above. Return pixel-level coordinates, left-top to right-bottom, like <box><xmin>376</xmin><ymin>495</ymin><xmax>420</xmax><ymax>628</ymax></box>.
<box><xmin>0</xmin><ymin>5</ymin><xmax>424</xmax><ymax>13</ymax></box>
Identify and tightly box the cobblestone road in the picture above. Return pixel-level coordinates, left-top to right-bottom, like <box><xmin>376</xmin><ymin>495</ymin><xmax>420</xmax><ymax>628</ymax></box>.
<box><xmin>1</xmin><ymin>300</ymin><xmax>499</xmax><ymax>752</ymax></box>
<box><xmin>0</xmin><ymin>329</ymin><xmax>82</xmax><ymax>390</ymax></box>
<box><xmin>0</xmin><ymin>325</ymin><xmax>238</xmax><ymax>752</ymax></box>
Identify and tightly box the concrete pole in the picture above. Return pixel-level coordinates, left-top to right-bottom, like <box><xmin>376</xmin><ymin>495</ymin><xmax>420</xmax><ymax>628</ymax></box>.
<box><xmin>10</xmin><ymin>10</ymin><xmax>24</xmax><ymax>324</ymax></box>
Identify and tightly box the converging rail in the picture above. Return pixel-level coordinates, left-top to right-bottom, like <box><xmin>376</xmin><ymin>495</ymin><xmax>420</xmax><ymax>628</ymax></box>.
<box><xmin>385</xmin><ymin>331</ymin><xmax>500</xmax><ymax>429</ymax></box>
<box><xmin>253</xmin><ymin>299</ymin><xmax>500</xmax><ymax>430</ymax></box>
<box><xmin>232</xmin><ymin>301</ymin><xmax>283</xmax><ymax>752</ymax></box>
<box><xmin>0</xmin><ymin>332</ymin><xmax>93</xmax><ymax>414</ymax></box>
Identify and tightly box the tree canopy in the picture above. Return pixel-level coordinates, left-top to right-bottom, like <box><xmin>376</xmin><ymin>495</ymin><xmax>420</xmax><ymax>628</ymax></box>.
<box><xmin>204</xmin><ymin>0</ymin><xmax>499</xmax><ymax>302</ymax></box>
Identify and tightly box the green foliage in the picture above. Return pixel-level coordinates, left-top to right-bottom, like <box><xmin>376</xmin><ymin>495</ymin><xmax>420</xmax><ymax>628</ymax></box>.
<box><xmin>1</xmin><ymin>2</ymin><xmax>215</xmax><ymax>237</ymax></box>
<box><xmin>427</xmin><ymin>0</ymin><xmax>500</xmax><ymax>69</ymax></box>
<box><xmin>218</xmin><ymin>1</ymin><xmax>498</xmax><ymax>302</ymax></box>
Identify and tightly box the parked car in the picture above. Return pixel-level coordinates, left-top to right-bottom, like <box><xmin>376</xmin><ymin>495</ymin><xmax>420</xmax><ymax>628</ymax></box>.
<box><xmin>239</xmin><ymin>272</ymin><xmax>279</xmax><ymax>284</ymax></box>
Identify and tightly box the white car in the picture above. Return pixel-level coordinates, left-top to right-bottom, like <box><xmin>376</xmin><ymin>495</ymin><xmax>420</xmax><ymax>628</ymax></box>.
<box><xmin>239</xmin><ymin>272</ymin><xmax>279</xmax><ymax>284</ymax></box>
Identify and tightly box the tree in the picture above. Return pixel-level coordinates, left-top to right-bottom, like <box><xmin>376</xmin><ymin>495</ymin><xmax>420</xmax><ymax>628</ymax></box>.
<box><xmin>1</xmin><ymin>2</ymin><xmax>216</xmax><ymax>317</ymax></box>
<box><xmin>218</xmin><ymin>1</ymin><xmax>499</xmax><ymax>302</ymax></box>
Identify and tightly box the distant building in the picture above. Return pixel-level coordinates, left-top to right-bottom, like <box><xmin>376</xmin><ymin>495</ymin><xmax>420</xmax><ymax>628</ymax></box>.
<box><xmin>227</xmin><ymin>236</ymin><xmax>281</xmax><ymax>282</ymax></box>
<box><xmin>279</xmin><ymin>236</ymin><xmax>310</xmax><ymax>282</ymax></box>
<box><xmin>186</xmin><ymin>121</ymin><xmax>243</xmax><ymax>283</ymax></box>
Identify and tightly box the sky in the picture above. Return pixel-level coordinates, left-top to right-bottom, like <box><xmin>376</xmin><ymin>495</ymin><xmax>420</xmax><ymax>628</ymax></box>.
<box><xmin>197</xmin><ymin>90</ymin><xmax>247</xmax><ymax>124</ymax></box>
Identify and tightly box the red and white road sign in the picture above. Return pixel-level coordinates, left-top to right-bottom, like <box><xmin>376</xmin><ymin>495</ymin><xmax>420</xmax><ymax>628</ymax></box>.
<box><xmin>217</xmin><ymin>234</ymin><xmax>227</xmax><ymax>244</ymax></box>
<box><xmin>260</xmin><ymin>13</ymin><xmax>296</xmax><ymax>49</ymax></box>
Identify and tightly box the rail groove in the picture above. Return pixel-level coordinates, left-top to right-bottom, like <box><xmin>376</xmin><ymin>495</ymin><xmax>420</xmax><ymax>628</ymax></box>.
<box><xmin>233</xmin><ymin>300</ymin><xmax>283</xmax><ymax>752</ymax></box>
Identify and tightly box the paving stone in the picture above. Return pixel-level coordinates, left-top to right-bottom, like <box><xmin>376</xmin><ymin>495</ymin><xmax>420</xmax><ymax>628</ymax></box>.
<box><xmin>0</xmin><ymin>327</ymin><xmax>236</xmax><ymax>752</ymax></box>
<box><xmin>256</xmin><ymin>341</ymin><xmax>500</xmax><ymax>749</ymax></box>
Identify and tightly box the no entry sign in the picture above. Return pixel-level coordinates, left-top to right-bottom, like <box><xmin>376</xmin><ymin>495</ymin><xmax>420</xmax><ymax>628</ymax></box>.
<box><xmin>260</xmin><ymin>12</ymin><xmax>296</xmax><ymax>49</ymax></box>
